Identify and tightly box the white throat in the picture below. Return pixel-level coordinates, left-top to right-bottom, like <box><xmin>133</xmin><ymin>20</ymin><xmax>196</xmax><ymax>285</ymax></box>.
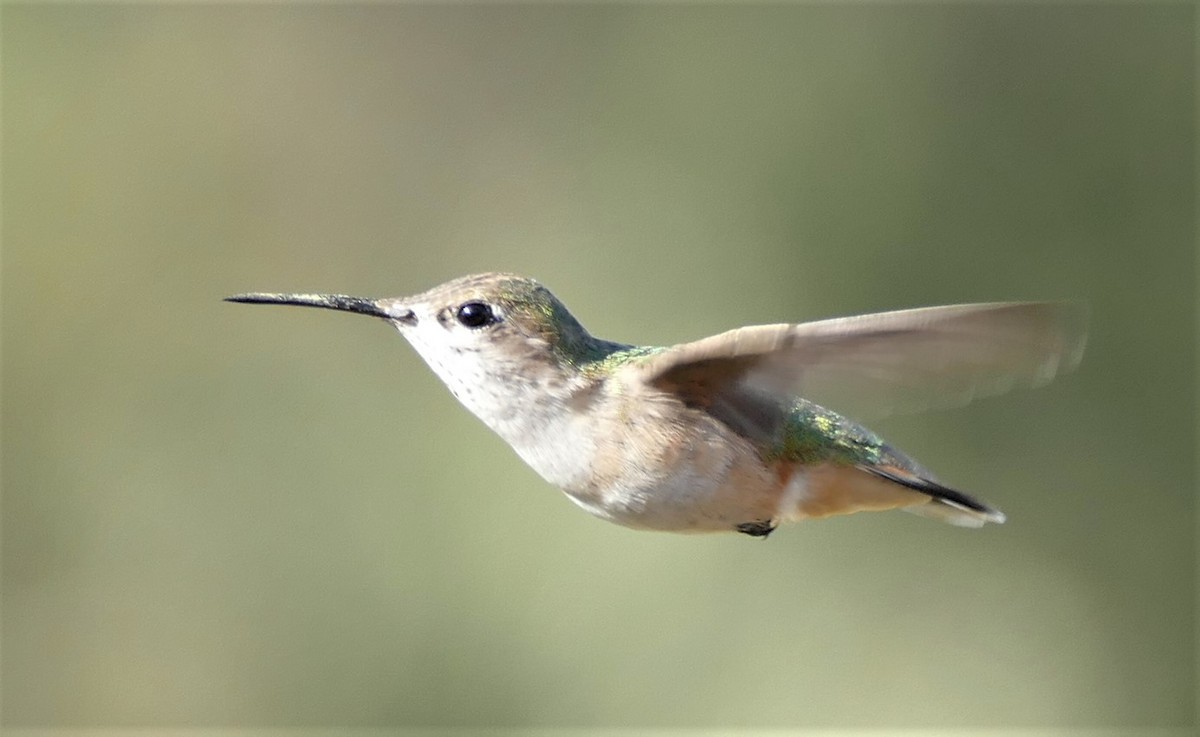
<box><xmin>398</xmin><ymin>325</ymin><xmax>600</xmax><ymax>492</ymax></box>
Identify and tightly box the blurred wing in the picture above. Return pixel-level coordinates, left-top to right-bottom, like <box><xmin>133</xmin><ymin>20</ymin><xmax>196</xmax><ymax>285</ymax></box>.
<box><xmin>626</xmin><ymin>302</ymin><xmax>1088</xmax><ymax>425</ymax></box>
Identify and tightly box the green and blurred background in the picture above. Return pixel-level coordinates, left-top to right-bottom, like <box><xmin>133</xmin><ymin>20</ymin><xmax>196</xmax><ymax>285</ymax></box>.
<box><xmin>2</xmin><ymin>2</ymin><xmax>1194</xmax><ymax>732</ymax></box>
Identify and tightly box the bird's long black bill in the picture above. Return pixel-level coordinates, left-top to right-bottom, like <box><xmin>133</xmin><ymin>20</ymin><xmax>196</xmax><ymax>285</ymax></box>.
<box><xmin>225</xmin><ymin>292</ymin><xmax>392</xmax><ymax>319</ymax></box>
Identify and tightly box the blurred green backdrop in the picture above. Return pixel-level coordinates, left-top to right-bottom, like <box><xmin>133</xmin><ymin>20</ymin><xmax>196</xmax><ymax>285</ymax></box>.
<box><xmin>2</xmin><ymin>2</ymin><xmax>1194</xmax><ymax>731</ymax></box>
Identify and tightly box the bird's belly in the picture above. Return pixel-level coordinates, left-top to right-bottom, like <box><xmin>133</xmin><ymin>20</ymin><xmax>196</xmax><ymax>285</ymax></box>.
<box><xmin>542</xmin><ymin>394</ymin><xmax>794</xmax><ymax>533</ymax></box>
<box><xmin>561</xmin><ymin>440</ymin><xmax>780</xmax><ymax>533</ymax></box>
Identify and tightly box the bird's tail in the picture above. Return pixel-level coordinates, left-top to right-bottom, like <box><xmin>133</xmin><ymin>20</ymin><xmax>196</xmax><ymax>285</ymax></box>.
<box><xmin>784</xmin><ymin>463</ymin><xmax>1003</xmax><ymax>528</ymax></box>
<box><xmin>861</xmin><ymin>465</ymin><xmax>1006</xmax><ymax>528</ymax></box>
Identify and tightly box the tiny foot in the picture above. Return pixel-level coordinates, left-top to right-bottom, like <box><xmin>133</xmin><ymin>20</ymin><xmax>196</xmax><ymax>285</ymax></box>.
<box><xmin>735</xmin><ymin>520</ymin><xmax>776</xmax><ymax>538</ymax></box>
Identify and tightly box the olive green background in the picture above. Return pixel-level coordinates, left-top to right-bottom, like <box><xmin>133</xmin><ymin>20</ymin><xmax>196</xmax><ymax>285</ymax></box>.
<box><xmin>2</xmin><ymin>2</ymin><xmax>1194</xmax><ymax>731</ymax></box>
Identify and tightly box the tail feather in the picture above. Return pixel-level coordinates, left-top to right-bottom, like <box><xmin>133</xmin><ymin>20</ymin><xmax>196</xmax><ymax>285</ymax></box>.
<box><xmin>782</xmin><ymin>463</ymin><xmax>1005</xmax><ymax>527</ymax></box>
<box><xmin>862</xmin><ymin>465</ymin><xmax>1006</xmax><ymax>527</ymax></box>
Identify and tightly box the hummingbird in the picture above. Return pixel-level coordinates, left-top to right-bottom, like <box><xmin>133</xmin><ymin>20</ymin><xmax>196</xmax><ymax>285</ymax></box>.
<box><xmin>227</xmin><ymin>273</ymin><xmax>1086</xmax><ymax>537</ymax></box>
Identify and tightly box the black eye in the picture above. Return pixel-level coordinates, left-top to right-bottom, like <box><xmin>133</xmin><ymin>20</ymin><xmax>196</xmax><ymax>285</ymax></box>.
<box><xmin>455</xmin><ymin>301</ymin><xmax>498</xmax><ymax>329</ymax></box>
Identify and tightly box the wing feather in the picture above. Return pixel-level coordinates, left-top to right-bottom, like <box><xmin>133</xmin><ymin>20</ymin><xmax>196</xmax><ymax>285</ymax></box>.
<box><xmin>626</xmin><ymin>302</ymin><xmax>1087</xmax><ymax>422</ymax></box>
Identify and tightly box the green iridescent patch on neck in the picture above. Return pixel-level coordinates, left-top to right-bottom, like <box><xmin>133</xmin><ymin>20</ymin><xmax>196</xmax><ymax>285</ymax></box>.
<box><xmin>577</xmin><ymin>344</ymin><xmax>668</xmax><ymax>378</ymax></box>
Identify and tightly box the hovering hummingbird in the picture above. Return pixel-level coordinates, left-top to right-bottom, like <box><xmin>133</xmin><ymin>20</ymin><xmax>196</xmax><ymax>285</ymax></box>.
<box><xmin>227</xmin><ymin>273</ymin><xmax>1086</xmax><ymax>537</ymax></box>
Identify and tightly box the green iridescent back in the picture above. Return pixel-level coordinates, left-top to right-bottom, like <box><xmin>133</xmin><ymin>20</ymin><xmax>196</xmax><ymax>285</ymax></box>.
<box><xmin>765</xmin><ymin>400</ymin><xmax>925</xmax><ymax>472</ymax></box>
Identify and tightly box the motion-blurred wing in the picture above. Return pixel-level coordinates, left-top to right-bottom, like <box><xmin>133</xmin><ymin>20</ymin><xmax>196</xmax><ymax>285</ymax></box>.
<box><xmin>626</xmin><ymin>302</ymin><xmax>1087</xmax><ymax>425</ymax></box>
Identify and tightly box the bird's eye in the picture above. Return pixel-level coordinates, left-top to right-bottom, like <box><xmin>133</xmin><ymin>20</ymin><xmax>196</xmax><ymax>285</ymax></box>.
<box><xmin>455</xmin><ymin>301</ymin><xmax>498</xmax><ymax>329</ymax></box>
